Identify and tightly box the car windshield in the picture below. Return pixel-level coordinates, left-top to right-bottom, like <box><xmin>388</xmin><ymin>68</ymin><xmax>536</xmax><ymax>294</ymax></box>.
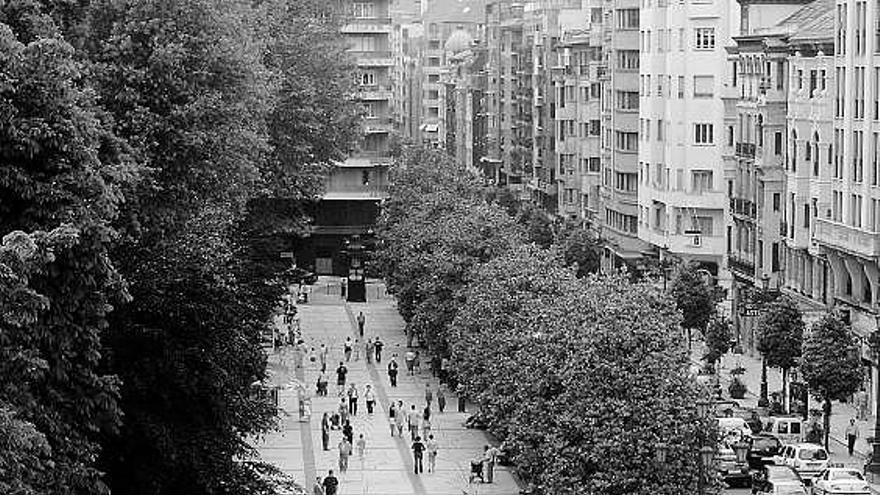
<box><xmin>828</xmin><ymin>470</ymin><xmax>864</xmax><ymax>481</ymax></box>
<box><xmin>775</xmin><ymin>485</ymin><xmax>806</xmax><ymax>495</ymax></box>
<box><xmin>752</xmin><ymin>438</ymin><xmax>780</xmax><ymax>450</ymax></box>
<box><xmin>768</xmin><ymin>467</ymin><xmax>800</xmax><ymax>481</ymax></box>
<box><xmin>797</xmin><ymin>448</ymin><xmax>827</xmax><ymax>460</ymax></box>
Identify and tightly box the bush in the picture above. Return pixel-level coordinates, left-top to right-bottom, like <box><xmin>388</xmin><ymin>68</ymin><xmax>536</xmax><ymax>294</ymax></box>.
<box><xmin>728</xmin><ymin>378</ymin><xmax>748</xmax><ymax>399</ymax></box>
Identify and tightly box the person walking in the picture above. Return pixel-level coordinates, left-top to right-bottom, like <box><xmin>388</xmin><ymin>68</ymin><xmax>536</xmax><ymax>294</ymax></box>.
<box><xmin>353</xmin><ymin>339</ymin><xmax>360</xmax><ymax>361</ymax></box>
<box><xmin>425</xmin><ymin>384</ymin><xmax>433</xmax><ymax>408</ymax></box>
<box><xmin>857</xmin><ymin>390</ymin><xmax>868</xmax><ymax>420</ymax></box>
<box><xmin>356</xmin><ymin>311</ymin><xmax>365</xmax><ymax>337</ymax></box>
<box><xmin>316</xmin><ymin>373</ymin><xmax>328</xmax><ymax>397</ymax></box>
<box><xmin>387</xmin><ymin>357</ymin><xmax>399</xmax><ymax>387</ymax></box>
<box><xmin>319</xmin><ymin>344</ymin><xmax>328</xmax><ymax>373</ymax></box>
<box><xmin>343</xmin><ymin>337</ymin><xmax>353</xmax><ymax>362</ymax></box>
<box><xmin>356</xmin><ymin>434</ymin><xmax>366</xmax><ymax>459</ymax></box>
<box><xmin>365</xmin><ymin>338</ymin><xmax>373</xmax><ymax>364</ymax></box>
<box><xmin>347</xmin><ymin>383</ymin><xmax>358</xmax><ymax>415</ymax></box>
<box><xmin>414</xmin><ymin>350</ymin><xmax>421</xmax><ymax>374</ymax></box>
<box><xmin>322</xmin><ymin>470</ymin><xmax>339</xmax><ymax>495</ymax></box>
<box><xmin>313</xmin><ymin>476</ymin><xmax>325</xmax><ymax>495</ymax></box>
<box><xmin>374</xmin><ymin>337</ymin><xmax>384</xmax><ymax>363</ymax></box>
<box><xmin>421</xmin><ymin>416</ymin><xmax>431</xmax><ymax>439</ymax></box>
<box><xmin>342</xmin><ymin>420</ymin><xmax>353</xmax><ymax>445</ymax></box>
<box><xmin>395</xmin><ymin>401</ymin><xmax>406</xmax><ymax>437</ymax></box>
<box><xmin>336</xmin><ymin>362</ymin><xmax>348</xmax><ymax>395</ymax></box>
<box><xmin>404</xmin><ymin>349</ymin><xmax>416</xmax><ymax>376</ymax></box>
<box><xmin>483</xmin><ymin>444</ymin><xmax>500</xmax><ymax>483</ymax></box>
<box><xmin>412</xmin><ymin>436</ymin><xmax>425</xmax><ymax>474</ymax></box>
<box><xmin>437</xmin><ymin>387</ymin><xmax>446</xmax><ymax>413</ymax></box>
<box><xmin>338</xmin><ymin>438</ymin><xmax>352</xmax><ymax>473</ymax></box>
<box><xmin>340</xmin><ymin>278</ymin><xmax>346</xmax><ymax>299</ymax></box>
<box><xmin>364</xmin><ymin>384</ymin><xmax>376</xmax><ymax>414</ymax></box>
<box><xmin>321</xmin><ymin>413</ymin><xmax>331</xmax><ymax>451</ymax></box>
<box><xmin>440</xmin><ymin>356</ymin><xmax>449</xmax><ymax>385</ymax></box>
<box><xmin>423</xmin><ymin>404</ymin><xmax>431</xmax><ymax>423</ymax></box>
<box><xmin>846</xmin><ymin>418</ymin><xmax>860</xmax><ymax>456</ymax></box>
<box><xmin>338</xmin><ymin>398</ymin><xmax>348</xmax><ymax>425</ymax></box>
<box><xmin>457</xmin><ymin>384</ymin><xmax>466</xmax><ymax>413</ymax></box>
<box><xmin>426</xmin><ymin>434</ymin><xmax>438</xmax><ymax>473</ymax></box>
<box><xmin>407</xmin><ymin>405</ymin><xmax>420</xmax><ymax>441</ymax></box>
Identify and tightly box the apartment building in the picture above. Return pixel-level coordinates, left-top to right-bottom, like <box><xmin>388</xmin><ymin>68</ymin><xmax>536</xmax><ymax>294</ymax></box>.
<box><xmin>601</xmin><ymin>0</ymin><xmax>650</xmax><ymax>270</ymax></box>
<box><xmin>441</xmin><ymin>29</ymin><xmax>489</xmax><ymax>173</ymax></box>
<box><xmin>551</xmin><ymin>12</ymin><xmax>604</xmax><ymax>222</ymax></box>
<box><xmin>392</xmin><ymin>5</ymin><xmax>423</xmax><ymax>141</ymax></box>
<box><xmin>309</xmin><ymin>0</ymin><xmax>392</xmax><ymax>274</ymax></box>
<box><xmin>724</xmin><ymin>0</ymin><xmax>830</xmax><ymax>351</ymax></box>
<box><xmin>637</xmin><ymin>0</ymin><xmax>738</xmax><ymax>282</ymax></box>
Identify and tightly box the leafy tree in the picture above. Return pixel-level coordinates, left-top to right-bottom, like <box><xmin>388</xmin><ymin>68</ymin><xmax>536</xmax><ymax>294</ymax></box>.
<box><xmin>756</xmin><ymin>296</ymin><xmax>804</xmax><ymax>413</ymax></box>
<box><xmin>670</xmin><ymin>262</ymin><xmax>719</xmax><ymax>344</ymax></box>
<box><xmin>516</xmin><ymin>202</ymin><xmax>555</xmax><ymax>248</ymax></box>
<box><xmin>554</xmin><ymin>222</ymin><xmax>601</xmax><ymax>277</ymax></box>
<box><xmin>0</xmin><ymin>7</ymin><xmax>130</xmax><ymax>491</ymax></box>
<box><xmin>801</xmin><ymin>311</ymin><xmax>862</xmax><ymax>450</ymax></box>
<box><xmin>704</xmin><ymin>316</ymin><xmax>732</xmax><ymax>369</ymax></box>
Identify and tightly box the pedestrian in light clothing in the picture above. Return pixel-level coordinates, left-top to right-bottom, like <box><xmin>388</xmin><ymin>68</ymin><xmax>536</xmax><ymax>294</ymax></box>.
<box><xmin>437</xmin><ymin>388</ymin><xmax>446</xmax><ymax>413</ymax></box>
<box><xmin>395</xmin><ymin>401</ymin><xmax>406</xmax><ymax>437</ymax></box>
<box><xmin>374</xmin><ymin>337</ymin><xmax>384</xmax><ymax>362</ymax></box>
<box><xmin>319</xmin><ymin>344</ymin><xmax>328</xmax><ymax>373</ymax></box>
<box><xmin>483</xmin><ymin>444</ymin><xmax>500</xmax><ymax>483</ymax></box>
<box><xmin>365</xmin><ymin>338</ymin><xmax>373</xmax><ymax>364</ymax></box>
<box><xmin>356</xmin><ymin>434</ymin><xmax>366</xmax><ymax>459</ymax></box>
<box><xmin>323</xmin><ymin>470</ymin><xmax>339</xmax><ymax>495</ymax></box>
<box><xmin>388</xmin><ymin>357</ymin><xmax>399</xmax><ymax>387</ymax></box>
<box><xmin>364</xmin><ymin>384</ymin><xmax>376</xmax><ymax>414</ymax></box>
<box><xmin>846</xmin><ymin>418</ymin><xmax>860</xmax><ymax>456</ymax></box>
<box><xmin>338</xmin><ymin>438</ymin><xmax>352</xmax><ymax>472</ymax></box>
<box><xmin>313</xmin><ymin>476</ymin><xmax>325</xmax><ymax>495</ymax></box>
<box><xmin>412</xmin><ymin>436</ymin><xmax>425</xmax><ymax>474</ymax></box>
<box><xmin>357</xmin><ymin>311</ymin><xmax>365</xmax><ymax>337</ymax></box>
<box><xmin>426</xmin><ymin>435</ymin><xmax>438</xmax><ymax>473</ymax></box>
<box><xmin>321</xmin><ymin>413</ymin><xmax>330</xmax><ymax>451</ymax></box>
<box><xmin>408</xmin><ymin>405</ymin><xmax>420</xmax><ymax>441</ymax></box>
<box><xmin>353</xmin><ymin>339</ymin><xmax>360</xmax><ymax>361</ymax></box>
<box><xmin>343</xmin><ymin>337</ymin><xmax>353</xmax><ymax>362</ymax></box>
<box><xmin>338</xmin><ymin>398</ymin><xmax>348</xmax><ymax>425</ymax></box>
<box><xmin>425</xmin><ymin>384</ymin><xmax>433</xmax><ymax>408</ymax></box>
<box><xmin>404</xmin><ymin>350</ymin><xmax>416</xmax><ymax>375</ymax></box>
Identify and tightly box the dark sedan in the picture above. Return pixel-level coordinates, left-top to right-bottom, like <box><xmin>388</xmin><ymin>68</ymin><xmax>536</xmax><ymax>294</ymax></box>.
<box><xmin>748</xmin><ymin>434</ymin><xmax>783</xmax><ymax>471</ymax></box>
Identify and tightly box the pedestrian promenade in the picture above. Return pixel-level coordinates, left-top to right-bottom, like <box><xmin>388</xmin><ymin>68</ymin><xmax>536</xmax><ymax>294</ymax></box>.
<box><xmin>254</xmin><ymin>278</ymin><xmax>521</xmax><ymax>495</ymax></box>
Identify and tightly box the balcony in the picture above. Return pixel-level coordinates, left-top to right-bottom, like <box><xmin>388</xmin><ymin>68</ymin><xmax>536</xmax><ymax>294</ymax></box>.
<box><xmin>728</xmin><ymin>255</ymin><xmax>756</xmax><ymax>278</ymax></box>
<box><xmin>730</xmin><ymin>197</ymin><xmax>757</xmax><ymax>219</ymax></box>
<box><xmin>342</xmin><ymin>18</ymin><xmax>393</xmax><ymax>34</ymax></box>
<box><xmin>735</xmin><ymin>142</ymin><xmax>756</xmax><ymax>158</ymax></box>
<box><xmin>352</xmin><ymin>51</ymin><xmax>394</xmax><ymax>67</ymax></box>
<box><xmin>363</xmin><ymin>117</ymin><xmax>393</xmax><ymax>134</ymax></box>
<box><xmin>814</xmin><ymin>218</ymin><xmax>880</xmax><ymax>258</ymax></box>
<box><xmin>359</xmin><ymin>87</ymin><xmax>393</xmax><ymax>100</ymax></box>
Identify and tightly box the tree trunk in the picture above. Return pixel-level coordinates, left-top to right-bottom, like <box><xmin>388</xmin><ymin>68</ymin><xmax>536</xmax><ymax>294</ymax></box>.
<box><xmin>823</xmin><ymin>399</ymin><xmax>832</xmax><ymax>451</ymax></box>
<box><xmin>782</xmin><ymin>367</ymin><xmax>790</xmax><ymax>414</ymax></box>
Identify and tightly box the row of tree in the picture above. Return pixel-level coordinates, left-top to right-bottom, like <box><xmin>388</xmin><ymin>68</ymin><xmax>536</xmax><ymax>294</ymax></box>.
<box><xmin>374</xmin><ymin>146</ymin><xmax>720</xmax><ymax>494</ymax></box>
<box><xmin>1</xmin><ymin>1</ymin><xmax>358</xmax><ymax>493</ymax></box>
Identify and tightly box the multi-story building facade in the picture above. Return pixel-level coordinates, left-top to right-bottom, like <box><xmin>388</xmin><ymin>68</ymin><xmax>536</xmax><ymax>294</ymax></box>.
<box><xmin>601</xmin><ymin>0</ymin><xmax>649</xmax><ymax>270</ymax></box>
<box><xmin>638</xmin><ymin>0</ymin><xmax>737</xmax><ymax>282</ymax></box>
<box><xmin>309</xmin><ymin>0</ymin><xmax>393</xmax><ymax>274</ymax></box>
<box><xmin>724</xmin><ymin>0</ymin><xmax>829</xmax><ymax>351</ymax></box>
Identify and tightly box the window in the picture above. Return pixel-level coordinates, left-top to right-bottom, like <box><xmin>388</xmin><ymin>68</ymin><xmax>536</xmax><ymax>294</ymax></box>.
<box><xmin>616</xmin><ymin>9</ymin><xmax>639</xmax><ymax>29</ymax></box>
<box><xmin>428</xmin><ymin>57</ymin><xmax>440</xmax><ymax>67</ymax></box>
<box><xmin>771</xmin><ymin>243</ymin><xmax>780</xmax><ymax>271</ymax></box>
<box><xmin>693</xmin><ymin>75</ymin><xmax>714</xmax><ymax>98</ymax></box>
<box><xmin>591</xmin><ymin>7</ymin><xmax>603</xmax><ymax>23</ymax></box>
<box><xmin>615</xmin><ymin>172</ymin><xmax>638</xmax><ymax>192</ymax></box>
<box><xmin>693</xmin><ymin>216</ymin><xmax>714</xmax><ymax>236</ymax></box>
<box><xmin>616</xmin><ymin>131</ymin><xmax>639</xmax><ymax>151</ymax></box>
<box><xmin>695</xmin><ymin>28</ymin><xmax>715</xmax><ymax>50</ymax></box>
<box><xmin>352</xmin><ymin>2</ymin><xmax>374</xmax><ymax>18</ymax></box>
<box><xmin>427</xmin><ymin>89</ymin><xmax>439</xmax><ymax>100</ymax></box>
<box><xmin>429</xmin><ymin>40</ymin><xmax>441</xmax><ymax>50</ymax></box>
<box><xmin>427</xmin><ymin>106</ymin><xmax>439</xmax><ymax>118</ymax></box>
<box><xmin>589</xmin><ymin>120</ymin><xmax>600</xmax><ymax>135</ymax></box>
<box><xmin>692</xmin><ymin>170</ymin><xmax>714</xmax><ymax>193</ymax></box>
<box><xmin>852</xmin><ymin>194</ymin><xmax>864</xmax><ymax>227</ymax></box>
<box><xmin>360</xmin><ymin>71</ymin><xmax>376</xmax><ymax>86</ymax></box>
<box><xmin>657</xmin><ymin>119</ymin><xmax>664</xmax><ymax>141</ymax></box>
<box><xmin>694</xmin><ymin>123</ymin><xmax>714</xmax><ymax>144</ymax></box>
<box><xmin>588</xmin><ymin>157</ymin><xmax>600</xmax><ymax>172</ymax></box>
<box><xmin>679</xmin><ymin>28</ymin><xmax>685</xmax><ymax>51</ymax></box>
<box><xmin>361</xmin><ymin>102</ymin><xmax>376</xmax><ymax>118</ymax></box>
<box><xmin>616</xmin><ymin>90</ymin><xmax>639</xmax><ymax>110</ymax></box>
<box><xmin>428</xmin><ymin>74</ymin><xmax>440</xmax><ymax>83</ymax></box>
<box><xmin>617</xmin><ymin>50</ymin><xmax>639</xmax><ymax>70</ymax></box>
<box><xmin>678</xmin><ymin>75</ymin><xmax>685</xmax><ymax>98</ymax></box>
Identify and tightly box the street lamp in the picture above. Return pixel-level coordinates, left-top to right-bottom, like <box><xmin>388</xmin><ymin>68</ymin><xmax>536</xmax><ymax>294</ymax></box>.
<box><xmin>698</xmin><ymin>445</ymin><xmax>715</xmax><ymax>495</ymax></box>
<box><xmin>758</xmin><ymin>274</ymin><xmax>771</xmax><ymax>408</ymax></box>
<box><xmin>867</xmin><ymin>315</ymin><xmax>880</xmax><ymax>479</ymax></box>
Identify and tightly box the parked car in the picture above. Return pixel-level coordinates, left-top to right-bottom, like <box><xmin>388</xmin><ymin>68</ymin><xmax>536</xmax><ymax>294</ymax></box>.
<box><xmin>752</xmin><ymin>465</ymin><xmax>805</xmax><ymax>495</ymax></box>
<box><xmin>764</xmin><ymin>417</ymin><xmax>805</xmax><ymax>444</ymax></box>
<box><xmin>810</xmin><ymin>466</ymin><xmax>871</xmax><ymax>495</ymax></box>
<box><xmin>754</xmin><ymin>480</ymin><xmax>809</xmax><ymax>495</ymax></box>
<box><xmin>748</xmin><ymin>434</ymin><xmax>783</xmax><ymax>470</ymax></box>
<box><xmin>719</xmin><ymin>416</ymin><xmax>754</xmax><ymax>440</ymax></box>
<box><xmin>773</xmin><ymin>443</ymin><xmax>829</xmax><ymax>482</ymax></box>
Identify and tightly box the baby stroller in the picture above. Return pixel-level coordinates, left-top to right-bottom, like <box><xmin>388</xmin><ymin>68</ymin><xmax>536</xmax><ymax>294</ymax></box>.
<box><xmin>468</xmin><ymin>459</ymin><xmax>484</xmax><ymax>483</ymax></box>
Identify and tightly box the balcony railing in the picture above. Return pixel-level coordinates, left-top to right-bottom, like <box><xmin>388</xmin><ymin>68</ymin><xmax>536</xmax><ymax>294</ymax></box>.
<box><xmin>728</xmin><ymin>255</ymin><xmax>756</xmax><ymax>277</ymax></box>
<box><xmin>729</xmin><ymin>197</ymin><xmax>757</xmax><ymax>218</ymax></box>
<box><xmin>735</xmin><ymin>142</ymin><xmax>756</xmax><ymax>158</ymax></box>
<box><xmin>814</xmin><ymin>218</ymin><xmax>880</xmax><ymax>258</ymax></box>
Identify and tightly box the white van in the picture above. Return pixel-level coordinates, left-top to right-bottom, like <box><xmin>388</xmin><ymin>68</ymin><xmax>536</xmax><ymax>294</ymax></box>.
<box><xmin>763</xmin><ymin>417</ymin><xmax>804</xmax><ymax>444</ymax></box>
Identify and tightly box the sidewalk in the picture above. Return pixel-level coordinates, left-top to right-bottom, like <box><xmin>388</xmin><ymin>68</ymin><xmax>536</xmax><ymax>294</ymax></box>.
<box><xmin>253</xmin><ymin>278</ymin><xmax>520</xmax><ymax>495</ymax></box>
<box><xmin>699</xmin><ymin>345</ymin><xmax>873</xmax><ymax>461</ymax></box>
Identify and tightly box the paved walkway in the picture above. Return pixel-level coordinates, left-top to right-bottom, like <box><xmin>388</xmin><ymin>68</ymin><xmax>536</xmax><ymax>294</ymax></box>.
<box><xmin>254</xmin><ymin>278</ymin><xmax>520</xmax><ymax>495</ymax></box>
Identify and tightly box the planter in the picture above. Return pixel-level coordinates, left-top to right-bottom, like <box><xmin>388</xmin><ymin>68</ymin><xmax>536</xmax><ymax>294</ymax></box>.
<box><xmin>728</xmin><ymin>378</ymin><xmax>748</xmax><ymax>400</ymax></box>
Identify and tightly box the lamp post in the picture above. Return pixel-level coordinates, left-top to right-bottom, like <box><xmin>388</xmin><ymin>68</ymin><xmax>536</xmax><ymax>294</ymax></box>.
<box><xmin>344</xmin><ymin>235</ymin><xmax>366</xmax><ymax>303</ymax></box>
<box><xmin>867</xmin><ymin>316</ymin><xmax>880</xmax><ymax>479</ymax></box>
<box><xmin>758</xmin><ymin>274</ymin><xmax>771</xmax><ymax>408</ymax></box>
<box><xmin>694</xmin><ymin>399</ymin><xmax>714</xmax><ymax>495</ymax></box>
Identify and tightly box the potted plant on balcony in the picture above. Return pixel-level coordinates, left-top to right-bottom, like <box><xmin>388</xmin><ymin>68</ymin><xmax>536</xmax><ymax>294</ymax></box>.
<box><xmin>729</xmin><ymin>377</ymin><xmax>748</xmax><ymax>400</ymax></box>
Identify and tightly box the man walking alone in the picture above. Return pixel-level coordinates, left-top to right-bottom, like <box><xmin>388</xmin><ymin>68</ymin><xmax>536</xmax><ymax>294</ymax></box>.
<box><xmin>412</xmin><ymin>436</ymin><xmax>425</xmax><ymax>474</ymax></box>
<box><xmin>846</xmin><ymin>418</ymin><xmax>860</xmax><ymax>456</ymax></box>
<box><xmin>356</xmin><ymin>311</ymin><xmax>365</xmax><ymax>337</ymax></box>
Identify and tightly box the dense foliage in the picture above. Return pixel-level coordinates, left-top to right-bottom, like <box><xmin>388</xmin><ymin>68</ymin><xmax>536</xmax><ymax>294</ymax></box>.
<box><xmin>376</xmin><ymin>146</ymin><xmax>719</xmax><ymax>494</ymax></box>
<box><xmin>756</xmin><ymin>296</ymin><xmax>804</xmax><ymax>413</ymax></box>
<box><xmin>669</xmin><ymin>262</ymin><xmax>720</xmax><ymax>335</ymax></box>
<box><xmin>0</xmin><ymin>0</ymin><xmax>358</xmax><ymax>493</ymax></box>
<box><xmin>801</xmin><ymin>311</ymin><xmax>862</xmax><ymax>449</ymax></box>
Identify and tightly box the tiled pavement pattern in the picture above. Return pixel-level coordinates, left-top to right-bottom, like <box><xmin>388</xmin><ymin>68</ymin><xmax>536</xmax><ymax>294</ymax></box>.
<box><xmin>253</xmin><ymin>279</ymin><xmax>521</xmax><ymax>495</ymax></box>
